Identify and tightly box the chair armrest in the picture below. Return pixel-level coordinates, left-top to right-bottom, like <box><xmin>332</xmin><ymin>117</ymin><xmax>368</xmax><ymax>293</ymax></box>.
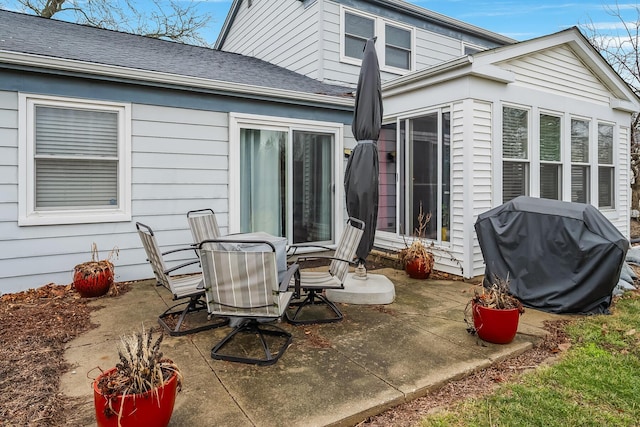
<box><xmin>287</xmin><ymin>244</ymin><xmax>333</xmax><ymax>257</ymax></box>
<box><xmin>279</xmin><ymin>263</ymin><xmax>299</xmax><ymax>293</ymax></box>
<box><xmin>164</xmin><ymin>259</ymin><xmax>200</xmax><ymax>275</ymax></box>
<box><xmin>198</xmin><ymin>238</ymin><xmax>276</xmax><ymax>252</ymax></box>
<box><xmin>296</xmin><ymin>255</ymin><xmax>358</xmax><ymax>266</ymax></box>
<box><xmin>162</xmin><ymin>246</ymin><xmax>199</xmax><ymax>257</ymax></box>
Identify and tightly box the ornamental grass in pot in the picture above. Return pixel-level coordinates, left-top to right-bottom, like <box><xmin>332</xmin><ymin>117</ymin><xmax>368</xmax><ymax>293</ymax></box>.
<box><xmin>465</xmin><ymin>274</ymin><xmax>525</xmax><ymax>344</ymax></box>
<box><xmin>73</xmin><ymin>243</ymin><xmax>119</xmax><ymax>298</ymax></box>
<box><xmin>398</xmin><ymin>203</ymin><xmax>435</xmax><ymax>279</ymax></box>
<box><xmin>92</xmin><ymin>326</ymin><xmax>182</xmax><ymax>427</ymax></box>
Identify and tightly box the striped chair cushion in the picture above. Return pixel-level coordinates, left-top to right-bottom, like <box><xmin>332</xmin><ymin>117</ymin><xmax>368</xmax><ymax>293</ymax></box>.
<box><xmin>201</xmin><ymin>249</ymin><xmax>288</xmax><ymax>318</ymax></box>
<box><xmin>137</xmin><ymin>229</ymin><xmax>171</xmax><ymax>289</ymax></box>
<box><xmin>188</xmin><ymin>213</ymin><xmax>221</xmax><ymax>246</ymax></box>
<box><xmin>298</xmin><ymin>271</ymin><xmax>343</xmax><ymax>290</ymax></box>
<box><xmin>329</xmin><ymin>221</ymin><xmax>364</xmax><ymax>281</ymax></box>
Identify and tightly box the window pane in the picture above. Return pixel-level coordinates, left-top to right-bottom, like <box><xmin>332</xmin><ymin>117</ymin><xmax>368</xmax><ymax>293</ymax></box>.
<box><xmin>409</xmin><ymin>114</ymin><xmax>438</xmax><ymax>240</ymax></box>
<box><xmin>503</xmin><ymin>107</ymin><xmax>528</xmax><ymax>159</ymax></box>
<box><xmin>240</xmin><ymin>129</ymin><xmax>287</xmax><ymax>235</ymax></box>
<box><xmin>35</xmin><ymin>158</ymin><xmax>118</xmax><ymax>208</ymax></box>
<box><xmin>540</xmin><ymin>114</ymin><xmax>561</xmax><ymax>161</ymax></box>
<box><xmin>292</xmin><ymin>131</ymin><xmax>333</xmax><ymax>244</ymax></box>
<box><xmin>598</xmin><ymin>123</ymin><xmax>613</xmax><ymax>164</ymax></box>
<box><xmin>540</xmin><ymin>163</ymin><xmax>561</xmax><ymax>200</ymax></box>
<box><xmin>598</xmin><ymin>166</ymin><xmax>614</xmax><ymax>208</ymax></box>
<box><xmin>377</xmin><ymin>123</ymin><xmax>397</xmax><ymax>233</ymax></box>
<box><xmin>345</xmin><ymin>36</ymin><xmax>367</xmax><ymax>60</ymax></box>
<box><xmin>385</xmin><ymin>45</ymin><xmax>410</xmax><ymax>69</ymax></box>
<box><xmin>571</xmin><ymin>165</ymin><xmax>590</xmax><ymax>203</ymax></box>
<box><xmin>503</xmin><ymin>162</ymin><xmax>528</xmax><ymax>202</ymax></box>
<box><xmin>385</xmin><ymin>25</ymin><xmax>410</xmax><ymax>48</ymax></box>
<box><xmin>571</xmin><ymin>119</ymin><xmax>589</xmax><ymax>163</ymax></box>
<box><xmin>35</xmin><ymin>106</ymin><xmax>118</xmax><ymax>157</ymax></box>
<box><xmin>345</xmin><ymin>12</ymin><xmax>374</xmax><ymax>38</ymax></box>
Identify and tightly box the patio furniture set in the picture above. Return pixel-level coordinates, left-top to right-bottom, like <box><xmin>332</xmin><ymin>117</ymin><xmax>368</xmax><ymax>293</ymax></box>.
<box><xmin>135</xmin><ymin>209</ymin><xmax>365</xmax><ymax>366</ymax></box>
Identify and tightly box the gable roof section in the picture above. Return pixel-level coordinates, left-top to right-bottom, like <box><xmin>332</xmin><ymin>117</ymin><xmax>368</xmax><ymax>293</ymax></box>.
<box><xmin>0</xmin><ymin>10</ymin><xmax>352</xmax><ymax>106</ymax></box>
<box><xmin>383</xmin><ymin>27</ymin><xmax>640</xmax><ymax>112</ymax></box>
<box><xmin>216</xmin><ymin>0</ymin><xmax>515</xmax><ymax>49</ymax></box>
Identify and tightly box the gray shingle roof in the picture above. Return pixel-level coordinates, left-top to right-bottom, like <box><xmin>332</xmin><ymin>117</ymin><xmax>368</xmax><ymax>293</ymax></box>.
<box><xmin>0</xmin><ymin>10</ymin><xmax>352</xmax><ymax>98</ymax></box>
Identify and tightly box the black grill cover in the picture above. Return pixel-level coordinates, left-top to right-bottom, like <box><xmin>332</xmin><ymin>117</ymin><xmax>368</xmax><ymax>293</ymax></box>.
<box><xmin>474</xmin><ymin>196</ymin><xmax>629</xmax><ymax>314</ymax></box>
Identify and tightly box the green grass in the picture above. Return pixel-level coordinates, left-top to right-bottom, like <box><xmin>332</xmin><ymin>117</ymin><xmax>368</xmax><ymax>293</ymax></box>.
<box><xmin>420</xmin><ymin>291</ymin><xmax>640</xmax><ymax>427</ymax></box>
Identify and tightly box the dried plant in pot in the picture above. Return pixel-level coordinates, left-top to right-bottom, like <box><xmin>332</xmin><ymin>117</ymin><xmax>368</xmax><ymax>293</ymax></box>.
<box><xmin>398</xmin><ymin>203</ymin><xmax>435</xmax><ymax>279</ymax></box>
<box><xmin>465</xmin><ymin>274</ymin><xmax>525</xmax><ymax>344</ymax></box>
<box><xmin>92</xmin><ymin>326</ymin><xmax>182</xmax><ymax>427</ymax></box>
<box><xmin>73</xmin><ymin>243</ymin><xmax>119</xmax><ymax>298</ymax></box>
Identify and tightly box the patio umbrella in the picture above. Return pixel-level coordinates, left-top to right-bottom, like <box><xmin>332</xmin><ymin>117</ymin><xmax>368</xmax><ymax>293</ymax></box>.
<box><xmin>344</xmin><ymin>37</ymin><xmax>382</xmax><ymax>265</ymax></box>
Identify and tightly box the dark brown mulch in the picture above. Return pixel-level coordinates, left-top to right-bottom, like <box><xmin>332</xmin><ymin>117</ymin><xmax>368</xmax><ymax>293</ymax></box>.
<box><xmin>0</xmin><ymin>281</ymin><xmax>131</xmax><ymax>426</ymax></box>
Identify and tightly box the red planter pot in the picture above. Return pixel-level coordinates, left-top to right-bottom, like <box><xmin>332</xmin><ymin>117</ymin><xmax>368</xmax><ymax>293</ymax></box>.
<box><xmin>472</xmin><ymin>303</ymin><xmax>521</xmax><ymax>344</ymax></box>
<box><xmin>73</xmin><ymin>262</ymin><xmax>113</xmax><ymax>298</ymax></box>
<box><xmin>405</xmin><ymin>258</ymin><xmax>432</xmax><ymax>279</ymax></box>
<box><xmin>93</xmin><ymin>368</ymin><xmax>178</xmax><ymax>427</ymax></box>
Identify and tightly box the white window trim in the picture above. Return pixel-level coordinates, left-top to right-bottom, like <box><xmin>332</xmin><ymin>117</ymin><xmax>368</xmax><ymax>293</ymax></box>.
<box><xmin>228</xmin><ymin>112</ymin><xmax>344</xmax><ymax>241</ymax></box>
<box><xmin>339</xmin><ymin>6</ymin><xmax>415</xmax><ymax>74</ymax></box>
<box><xmin>18</xmin><ymin>93</ymin><xmax>132</xmax><ymax>226</ymax></box>
<box><xmin>537</xmin><ymin>109</ymin><xmax>564</xmax><ymax>200</ymax></box>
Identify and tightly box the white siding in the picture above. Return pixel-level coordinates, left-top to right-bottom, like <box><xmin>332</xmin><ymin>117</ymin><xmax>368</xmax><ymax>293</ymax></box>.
<box><xmin>221</xmin><ymin>0</ymin><xmax>481</xmax><ymax>88</ymax></box>
<box><xmin>613</xmin><ymin>125</ymin><xmax>630</xmax><ymax>237</ymax></box>
<box><xmin>469</xmin><ymin>100</ymin><xmax>493</xmax><ymax>277</ymax></box>
<box><xmin>498</xmin><ymin>45</ymin><xmax>612</xmax><ymax>105</ymax></box>
<box><xmin>0</xmin><ymin>99</ymin><xmax>229</xmax><ymax>294</ymax></box>
<box><xmin>222</xmin><ymin>0</ymin><xmax>321</xmax><ymax>79</ymax></box>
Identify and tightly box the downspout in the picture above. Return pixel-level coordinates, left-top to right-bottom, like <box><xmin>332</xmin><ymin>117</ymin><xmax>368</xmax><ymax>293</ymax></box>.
<box><xmin>317</xmin><ymin>0</ymin><xmax>325</xmax><ymax>82</ymax></box>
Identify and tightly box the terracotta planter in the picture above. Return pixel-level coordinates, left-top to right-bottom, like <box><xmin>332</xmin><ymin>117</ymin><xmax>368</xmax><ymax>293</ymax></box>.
<box><xmin>93</xmin><ymin>368</ymin><xmax>178</xmax><ymax>427</ymax></box>
<box><xmin>405</xmin><ymin>257</ymin><xmax>432</xmax><ymax>279</ymax></box>
<box><xmin>472</xmin><ymin>302</ymin><xmax>521</xmax><ymax>344</ymax></box>
<box><xmin>73</xmin><ymin>261</ymin><xmax>113</xmax><ymax>298</ymax></box>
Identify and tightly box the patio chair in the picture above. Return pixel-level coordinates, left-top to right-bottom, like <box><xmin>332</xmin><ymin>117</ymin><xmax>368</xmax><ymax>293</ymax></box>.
<box><xmin>135</xmin><ymin>222</ymin><xmax>228</xmax><ymax>336</ymax></box>
<box><xmin>198</xmin><ymin>238</ymin><xmax>297</xmax><ymax>366</ymax></box>
<box><xmin>187</xmin><ymin>208</ymin><xmax>221</xmax><ymax>246</ymax></box>
<box><xmin>285</xmin><ymin>217</ymin><xmax>365</xmax><ymax>325</ymax></box>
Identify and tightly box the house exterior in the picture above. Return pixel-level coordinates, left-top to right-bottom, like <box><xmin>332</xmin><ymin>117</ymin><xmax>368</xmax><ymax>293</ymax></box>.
<box><xmin>0</xmin><ymin>10</ymin><xmax>355</xmax><ymax>293</ymax></box>
<box><xmin>217</xmin><ymin>0</ymin><xmax>640</xmax><ymax>278</ymax></box>
<box><xmin>216</xmin><ymin>0</ymin><xmax>515</xmax><ymax>88</ymax></box>
<box><xmin>379</xmin><ymin>28</ymin><xmax>640</xmax><ymax>277</ymax></box>
<box><xmin>0</xmin><ymin>0</ymin><xmax>638</xmax><ymax>294</ymax></box>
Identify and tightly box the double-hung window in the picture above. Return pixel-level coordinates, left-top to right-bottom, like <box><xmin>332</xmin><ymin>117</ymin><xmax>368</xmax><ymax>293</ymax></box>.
<box><xmin>19</xmin><ymin>95</ymin><xmax>131</xmax><ymax>225</ymax></box>
<box><xmin>230</xmin><ymin>114</ymin><xmax>341</xmax><ymax>246</ymax></box>
<box><xmin>539</xmin><ymin>113</ymin><xmax>562</xmax><ymax>200</ymax></box>
<box><xmin>342</xmin><ymin>8</ymin><xmax>413</xmax><ymax>72</ymax></box>
<box><xmin>502</xmin><ymin>106</ymin><xmax>529</xmax><ymax>202</ymax></box>
<box><xmin>570</xmin><ymin>118</ymin><xmax>590</xmax><ymax>204</ymax></box>
<box><xmin>598</xmin><ymin>123</ymin><xmax>615</xmax><ymax>208</ymax></box>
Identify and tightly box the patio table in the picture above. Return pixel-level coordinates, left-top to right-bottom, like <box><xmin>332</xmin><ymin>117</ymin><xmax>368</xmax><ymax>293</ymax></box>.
<box><xmin>216</xmin><ymin>232</ymin><xmax>288</xmax><ymax>280</ymax></box>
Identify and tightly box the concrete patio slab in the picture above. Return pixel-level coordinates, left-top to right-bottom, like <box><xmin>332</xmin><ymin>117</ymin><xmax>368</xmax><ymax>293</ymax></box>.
<box><xmin>60</xmin><ymin>268</ymin><xmax>568</xmax><ymax>426</ymax></box>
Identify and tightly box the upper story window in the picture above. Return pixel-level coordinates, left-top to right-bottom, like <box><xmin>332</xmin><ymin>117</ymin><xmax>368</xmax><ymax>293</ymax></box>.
<box><xmin>342</xmin><ymin>8</ymin><xmax>413</xmax><ymax>72</ymax></box>
<box><xmin>19</xmin><ymin>94</ymin><xmax>131</xmax><ymax>225</ymax></box>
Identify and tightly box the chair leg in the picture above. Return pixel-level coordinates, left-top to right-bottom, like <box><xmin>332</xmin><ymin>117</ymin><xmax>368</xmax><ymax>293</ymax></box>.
<box><xmin>211</xmin><ymin>320</ymin><xmax>292</xmax><ymax>366</ymax></box>
<box><xmin>158</xmin><ymin>296</ymin><xmax>228</xmax><ymax>336</ymax></box>
<box><xmin>285</xmin><ymin>289</ymin><xmax>343</xmax><ymax>325</ymax></box>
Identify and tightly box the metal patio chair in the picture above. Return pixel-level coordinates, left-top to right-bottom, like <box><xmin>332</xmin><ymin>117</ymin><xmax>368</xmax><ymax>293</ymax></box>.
<box><xmin>187</xmin><ymin>208</ymin><xmax>221</xmax><ymax>247</ymax></box>
<box><xmin>198</xmin><ymin>238</ymin><xmax>297</xmax><ymax>366</ymax></box>
<box><xmin>285</xmin><ymin>217</ymin><xmax>364</xmax><ymax>325</ymax></box>
<box><xmin>135</xmin><ymin>222</ymin><xmax>228</xmax><ymax>336</ymax></box>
